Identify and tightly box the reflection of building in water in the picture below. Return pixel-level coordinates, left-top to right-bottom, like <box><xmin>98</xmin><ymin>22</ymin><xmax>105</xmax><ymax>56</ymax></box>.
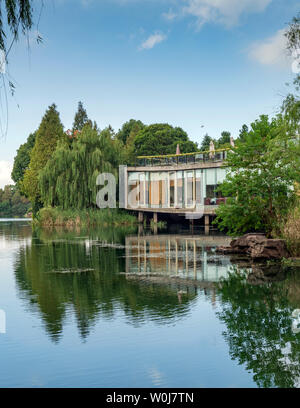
<box><xmin>125</xmin><ymin>235</ymin><xmax>232</xmax><ymax>283</ymax></box>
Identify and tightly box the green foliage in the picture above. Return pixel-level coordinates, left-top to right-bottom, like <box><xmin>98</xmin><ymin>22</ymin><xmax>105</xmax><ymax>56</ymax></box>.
<box><xmin>134</xmin><ymin>123</ymin><xmax>198</xmax><ymax>156</ymax></box>
<box><xmin>281</xmin><ymin>204</ymin><xmax>300</xmax><ymax>256</ymax></box>
<box><xmin>0</xmin><ymin>185</ymin><xmax>30</xmax><ymax>217</ymax></box>
<box><xmin>11</xmin><ymin>132</ymin><xmax>36</xmax><ymax>190</ymax></box>
<box><xmin>36</xmin><ymin>207</ymin><xmax>136</xmax><ymax>227</ymax></box>
<box><xmin>116</xmin><ymin>119</ymin><xmax>145</xmax><ymax>145</ymax></box>
<box><xmin>0</xmin><ymin>1</ymin><xmax>33</xmax><ymax>54</ymax></box>
<box><xmin>123</xmin><ymin>122</ymin><xmax>142</xmax><ymax>165</ymax></box>
<box><xmin>200</xmin><ymin>131</ymin><xmax>232</xmax><ymax>151</ymax></box>
<box><xmin>216</xmin><ymin>131</ymin><xmax>231</xmax><ymax>147</ymax></box>
<box><xmin>72</xmin><ymin>101</ymin><xmax>90</xmax><ymax>132</ymax></box>
<box><xmin>214</xmin><ymin>115</ymin><xmax>300</xmax><ymax>236</ymax></box>
<box><xmin>238</xmin><ymin>124</ymin><xmax>249</xmax><ymax>143</ymax></box>
<box><xmin>22</xmin><ymin>104</ymin><xmax>64</xmax><ymax>211</ymax></box>
<box><xmin>200</xmin><ymin>133</ymin><xmax>212</xmax><ymax>151</ymax></box>
<box><xmin>39</xmin><ymin>125</ymin><xmax>121</xmax><ymax>210</ymax></box>
<box><xmin>217</xmin><ymin>268</ymin><xmax>300</xmax><ymax>388</ymax></box>
<box><xmin>285</xmin><ymin>12</ymin><xmax>300</xmax><ymax>52</ymax></box>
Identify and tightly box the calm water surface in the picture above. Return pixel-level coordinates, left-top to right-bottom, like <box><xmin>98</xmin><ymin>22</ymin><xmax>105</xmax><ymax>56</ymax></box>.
<box><xmin>0</xmin><ymin>220</ymin><xmax>299</xmax><ymax>388</ymax></box>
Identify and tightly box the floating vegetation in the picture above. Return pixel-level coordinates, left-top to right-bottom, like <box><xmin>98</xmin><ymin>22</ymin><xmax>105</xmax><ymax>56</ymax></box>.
<box><xmin>48</xmin><ymin>268</ymin><xmax>95</xmax><ymax>274</ymax></box>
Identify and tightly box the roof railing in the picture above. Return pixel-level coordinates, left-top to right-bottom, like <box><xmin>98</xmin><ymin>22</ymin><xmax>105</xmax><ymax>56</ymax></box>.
<box><xmin>135</xmin><ymin>148</ymin><xmax>230</xmax><ymax>167</ymax></box>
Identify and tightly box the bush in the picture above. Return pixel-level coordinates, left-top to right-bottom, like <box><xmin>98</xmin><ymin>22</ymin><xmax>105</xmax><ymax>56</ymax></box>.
<box><xmin>36</xmin><ymin>207</ymin><xmax>137</xmax><ymax>227</ymax></box>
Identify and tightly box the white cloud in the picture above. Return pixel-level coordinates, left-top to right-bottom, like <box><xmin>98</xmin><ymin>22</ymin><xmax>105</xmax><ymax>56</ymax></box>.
<box><xmin>181</xmin><ymin>0</ymin><xmax>272</xmax><ymax>28</ymax></box>
<box><xmin>163</xmin><ymin>9</ymin><xmax>177</xmax><ymax>21</ymax></box>
<box><xmin>249</xmin><ymin>29</ymin><xmax>291</xmax><ymax>68</ymax></box>
<box><xmin>139</xmin><ymin>32</ymin><xmax>167</xmax><ymax>50</ymax></box>
<box><xmin>0</xmin><ymin>161</ymin><xmax>13</xmax><ymax>189</ymax></box>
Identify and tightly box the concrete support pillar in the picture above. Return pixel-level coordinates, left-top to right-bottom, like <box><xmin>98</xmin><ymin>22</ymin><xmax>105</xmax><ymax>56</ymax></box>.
<box><xmin>190</xmin><ymin>218</ymin><xmax>194</xmax><ymax>234</ymax></box>
<box><xmin>153</xmin><ymin>212</ymin><xmax>158</xmax><ymax>223</ymax></box>
<box><xmin>205</xmin><ymin>215</ymin><xmax>209</xmax><ymax>235</ymax></box>
<box><xmin>138</xmin><ymin>224</ymin><xmax>144</xmax><ymax>236</ymax></box>
<box><xmin>138</xmin><ymin>211</ymin><xmax>144</xmax><ymax>223</ymax></box>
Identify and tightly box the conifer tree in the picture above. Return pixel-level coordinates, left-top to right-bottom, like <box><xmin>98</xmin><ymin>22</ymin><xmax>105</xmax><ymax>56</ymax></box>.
<box><xmin>200</xmin><ymin>134</ymin><xmax>213</xmax><ymax>151</ymax></box>
<box><xmin>72</xmin><ymin>101</ymin><xmax>90</xmax><ymax>132</ymax></box>
<box><xmin>124</xmin><ymin>123</ymin><xmax>141</xmax><ymax>165</ymax></box>
<box><xmin>23</xmin><ymin>104</ymin><xmax>64</xmax><ymax>212</ymax></box>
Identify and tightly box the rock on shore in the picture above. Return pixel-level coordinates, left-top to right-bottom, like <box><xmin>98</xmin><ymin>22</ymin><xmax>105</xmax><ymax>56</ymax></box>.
<box><xmin>216</xmin><ymin>233</ymin><xmax>290</xmax><ymax>259</ymax></box>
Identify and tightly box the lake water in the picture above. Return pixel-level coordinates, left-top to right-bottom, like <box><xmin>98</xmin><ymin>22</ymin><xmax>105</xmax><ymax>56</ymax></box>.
<box><xmin>0</xmin><ymin>220</ymin><xmax>299</xmax><ymax>388</ymax></box>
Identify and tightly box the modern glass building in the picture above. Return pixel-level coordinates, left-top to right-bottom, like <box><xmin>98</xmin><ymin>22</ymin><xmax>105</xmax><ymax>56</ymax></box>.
<box><xmin>123</xmin><ymin>149</ymin><xmax>229</xmax><ymax>214</ymax></box>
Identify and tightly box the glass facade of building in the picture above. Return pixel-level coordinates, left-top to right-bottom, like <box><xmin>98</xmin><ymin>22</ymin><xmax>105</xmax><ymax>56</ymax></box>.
<box><xmin>127</xmin><ymin>167</ymin><xmax>228</xmax><ymax>209</ymax></box>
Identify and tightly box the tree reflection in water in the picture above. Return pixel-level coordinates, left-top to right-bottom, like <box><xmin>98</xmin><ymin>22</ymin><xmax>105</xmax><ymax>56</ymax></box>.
<box><xmin>13</xmin><ymin>227</ymin><xmax>196</xmax><ymax>343</ymax></box>
<box><xmin>10</xmin><ymin>223</ymin><xmax>300</xmax><ymax>388</ymax></box>
<box><xmin>216</xmin><ymin>267</ymin><xmax>300</xmax><ymax>388</ymax></box>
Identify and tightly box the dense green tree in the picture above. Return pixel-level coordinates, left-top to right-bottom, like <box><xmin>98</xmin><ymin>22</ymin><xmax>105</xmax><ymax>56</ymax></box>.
<box><xmin>200</xmin><ymin>133</ymin><xmax>213</xmax><ymax>151</ymax></box>
<box><xmin>217</xmin><ymin>131</ymin><xmax>231</xmax><ymax>147</ymax></box>
<box><xmin>282</xmin><ymin>13</ymin><xmax>300</xmax><ymax>127</ymax></box>
<box><xmin>201</xmin><ymin>131</ymin><xmax>232</xmax><ymax>151</ymax></box>
<box><xmin>0</xmin><ymin>184</ymin><xmax>30</xmax><ymax>217</ymax></box>
<box><xmin>22</xmin><ymin>104</ymin><xmax>64</xmax><ymax>213</ymax></box>
<box><xmin>11</xmin><ymin>132</ymin><xmax>36</xmax><ymax>190</ymax></box>
<box><xmin>39</xmin><ymin>125</ymin><xmax>120</xmax><ymax>210</ymax></box>
<box><xmin>116</xmin><ymin>119</ymin><xmax>145</xmax><ymax>145</ymax></box>
<box><xmin>134</xmin><ymin>123</ymin><xmax>198</xmax><ymax>156</ymax></box>
<box><xmin>238</xmin><ymin>124</ymin><xmax>249</xmax><ymax>143</ymax></box>
<box><xmin>72</xmin><ymin>101</ymin><xmax>90</xmax><ymax>132</ymax></box>
<box><xmin>122</xmin><ymin>122</ymin><xmax>141</xmax><ymax>165</ymax></box>
<box><xmin>214</xmin><ymin>115</ymin><xmax>300</xmax><ymax>236</ymax></box>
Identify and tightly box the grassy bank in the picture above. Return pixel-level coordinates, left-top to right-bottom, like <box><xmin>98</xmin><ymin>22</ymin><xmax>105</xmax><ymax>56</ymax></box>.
<box><xmin>281</xmin><ymin>205</ymin><xmax>300</xmax><ymax>257</ymax></box>
<box><xmin>35</xmin><ymin>207</ymin><xmax>137</xmax><ymax>227</ymax></box>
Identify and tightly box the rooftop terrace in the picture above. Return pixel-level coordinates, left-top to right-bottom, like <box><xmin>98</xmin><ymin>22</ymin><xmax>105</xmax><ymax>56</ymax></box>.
<box><xmin>136</xmin><ymin>148</ymin><xmax>229</xmax><ymax>167</ymax></box>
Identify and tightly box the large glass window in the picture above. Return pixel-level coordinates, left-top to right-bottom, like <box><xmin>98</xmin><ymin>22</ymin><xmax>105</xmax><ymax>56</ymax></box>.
<box><xmin>139</xmin><ymin>173</ymin><xmax>145</xmax><ymax>206</ymax></box>
<box><xmin>169</xmin><ymin>172</ymin><xmax>175</xmax><ymax>208</ymax></box>
<box><xmin>150</xmin><ymin>172</ymin><xmax>160</xmax><ymax>208</ymax></box>
<box><xmin>160</xmin><ymin>172</ymin><xmax>168</xmax><ymax>208</ymax></box>
<box><xmin>176</xmin><ymin>171</ymin><xmax>184</xmax><ymax>208</ymax></box>
<box><xmin>186</xmin><ymin>171</ymin><xmax>194</xmax><ymax>208</ymax></box>
<box><xmin>149</xmin><ymin>172</ymin><xmax>168</xmax><ymax>208</ymax></box>
<box><xmin>128</xmin><ymin>172</ymin><xmax>139</xmax><ymax>208</ymax></box>
<box><xmin>145</xmin><ymin>172</ymin><xmax>150</xmax><ymax>207</ymax></box>
<box><xmin>216</xmin><ymin>168</ymin><xmax>227</xmax><ymax>184</ymax></box>
<box><xmin>195</xmin><ymin>170</ymin><xmax>202</xmax><ymax>205</ymax></box>
<box><xmin>216</xmin><ymin>168</ymin><xmax>227</xmax><ymax>200</ymax></box>
<box><xmin>205</xmin><ymin>168</ymin><xmax>217</xmax><ymax>204</ymax></box>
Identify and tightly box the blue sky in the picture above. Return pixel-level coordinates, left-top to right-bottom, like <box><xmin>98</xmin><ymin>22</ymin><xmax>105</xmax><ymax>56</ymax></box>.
<box><xmin>0</xmin><ymin>0</ymin><xmax>299</xmax><ymax>187</ymax></box>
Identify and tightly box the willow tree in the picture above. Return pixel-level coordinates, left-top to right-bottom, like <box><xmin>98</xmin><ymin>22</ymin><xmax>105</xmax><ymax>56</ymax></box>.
<box><xmin>22</xmin><ymin>104</ymin><xmax>64</xmax><ymax>212</ymax></box>
<box><xmin>39</xmin><ymin>125</ymin><xmax>120</xmax><ymax>210</ymax></box>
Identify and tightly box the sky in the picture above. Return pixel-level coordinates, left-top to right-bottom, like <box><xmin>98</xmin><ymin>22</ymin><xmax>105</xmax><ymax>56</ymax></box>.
<box><xmin>0</xmin><ymin>0</ymin><xmax>299</xmax><ymax>187</ymax></box>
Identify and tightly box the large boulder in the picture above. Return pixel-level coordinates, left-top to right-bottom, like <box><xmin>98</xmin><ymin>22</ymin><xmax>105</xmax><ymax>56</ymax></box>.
<box><xmin>216</xmin><ymin>233</ymin><xmax>290</xmax><ymax>259</ymax></box>
<box><xmin>249</xmin><ymin>238</ymin><xmax>290</xmax><ymax>259</ymax></box>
